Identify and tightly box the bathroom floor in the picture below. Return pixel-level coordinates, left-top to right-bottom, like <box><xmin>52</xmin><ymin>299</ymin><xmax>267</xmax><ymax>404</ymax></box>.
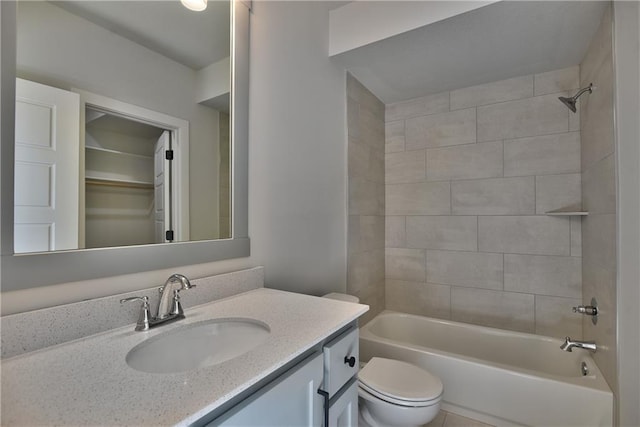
<box><xmin>424</xmin><ymin>410</ymin><xmax>495</xmax><ymax>427</ymax></box>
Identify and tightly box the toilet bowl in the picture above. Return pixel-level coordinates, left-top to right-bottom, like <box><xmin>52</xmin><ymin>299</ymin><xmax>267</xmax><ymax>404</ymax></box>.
<box><xmin>358</xmin><ymin>357</ymin><xmax>443</xmax><ymax>427</ymax></box>
<box><xmin>321</xmin><ymin>294</ymin><xmax>443</xmax><ymax>426</ymax></box>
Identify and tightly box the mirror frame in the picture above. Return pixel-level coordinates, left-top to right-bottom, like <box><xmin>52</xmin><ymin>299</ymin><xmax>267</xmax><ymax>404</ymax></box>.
<box><xmin>0</xmin><ymin>0</ymin><xmax>250</xmax><ymax>292</ymax></box>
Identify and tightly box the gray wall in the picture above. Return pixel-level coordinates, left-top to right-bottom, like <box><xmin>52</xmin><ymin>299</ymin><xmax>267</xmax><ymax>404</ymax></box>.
<box><xmin>346</xmin><ymin>73</ymin><xmax>385</xmax><ymax>325</ymax></box>
<box><xmin>383</xmin><ymin>67</ymin><xmax>584</xmax><ymax>337</ymax></box>
<box><xmin>248</xmin><ymin>1</ymin><xmax>348</xmax><ymax>296</ymax></box>
<box><xmin>580</xmin><ymin>3</ymin><xmax>618</xmax><ymax>406</ymax></box>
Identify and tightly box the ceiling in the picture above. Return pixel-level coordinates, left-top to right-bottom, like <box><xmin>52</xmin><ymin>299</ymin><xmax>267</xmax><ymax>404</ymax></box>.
<box><xmin>52</xmin><ymin>0</ymin><xmax>230</xmax><ymax>70</ymax></box>
<box><xmin>334</xmin><ymin>1</ymin><xmax>609</xmax><ymax>104</ymax></box>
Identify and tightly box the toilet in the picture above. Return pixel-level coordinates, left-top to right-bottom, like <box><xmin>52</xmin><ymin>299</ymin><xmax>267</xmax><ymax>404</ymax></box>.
<box><xmin>322</xmin><ymin>293</ymin><xmax>443</xmax><ymax>427</ymax></box>
<box><xmin>358</xmin><ymin>357</ymin><xmax>443</xmax><ymax>427</ymax></box>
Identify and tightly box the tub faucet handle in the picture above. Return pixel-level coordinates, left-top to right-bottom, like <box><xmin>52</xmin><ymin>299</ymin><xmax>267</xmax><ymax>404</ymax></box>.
<box><xmin>573</xmin><ymin>305</ymin><xmax>597</xmax><ymax>315</ymax></box>
<box><xmin>572</xmin><ymin>297</ymin><xmax>598</xmax><ymax>325</ymax></box>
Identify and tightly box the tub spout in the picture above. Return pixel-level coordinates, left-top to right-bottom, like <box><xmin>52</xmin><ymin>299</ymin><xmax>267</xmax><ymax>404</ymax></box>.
<box><xmin>561</xmin><ymin>336</ymin><xmax>597</xmax><ymax>353</ymax></box>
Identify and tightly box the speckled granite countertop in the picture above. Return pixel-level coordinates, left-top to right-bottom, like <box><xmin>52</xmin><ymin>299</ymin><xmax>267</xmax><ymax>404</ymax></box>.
<box><xmin>1</xmin><ymin>288</ymin><xmax>368</xmax><ymax>426</ymax></box>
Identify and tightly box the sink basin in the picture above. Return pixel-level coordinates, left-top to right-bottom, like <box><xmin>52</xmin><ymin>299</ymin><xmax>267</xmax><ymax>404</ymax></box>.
<box><xmin>126</xmin><ymin>318</ymin><xmax>270</xmax><ymax>374</ymax></box>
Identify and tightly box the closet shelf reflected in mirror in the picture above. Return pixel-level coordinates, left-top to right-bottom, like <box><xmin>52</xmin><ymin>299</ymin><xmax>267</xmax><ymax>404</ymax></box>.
<box><xmin>85</xmin><ymin>177</ymin><xmax>154</xmax><ymax>190</ymax></box>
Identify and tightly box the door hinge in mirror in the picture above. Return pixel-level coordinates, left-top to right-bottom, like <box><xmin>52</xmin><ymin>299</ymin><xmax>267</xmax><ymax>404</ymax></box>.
<box><xmin>165</xmin><ymin>150</ymin><xmax>174</xmax><ymax>160</ymax></box>
<box><xmin>165</xmin><ymin>230</ymin><xmax>174</xmax><ymax>241</ymax></box>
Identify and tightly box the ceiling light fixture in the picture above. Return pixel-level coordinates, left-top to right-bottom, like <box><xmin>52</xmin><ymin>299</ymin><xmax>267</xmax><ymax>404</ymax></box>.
<box><xmin>180</xmin><ymin>0</ymin><xmax>207</xmax><ymax>12</ymax></box>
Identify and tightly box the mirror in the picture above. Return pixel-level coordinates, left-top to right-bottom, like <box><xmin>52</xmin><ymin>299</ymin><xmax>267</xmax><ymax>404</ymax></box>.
<box><xmin>15</xmin><ymin>0</ymin><xmax>230</xmax><ymax>252</ymax></box>
<box><xmin>1</xmin><ymin>0</ymin><xmax>250</xmax><ymax>291</ymax></box>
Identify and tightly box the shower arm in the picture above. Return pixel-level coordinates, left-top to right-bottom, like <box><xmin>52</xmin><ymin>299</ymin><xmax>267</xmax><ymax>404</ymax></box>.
<box><xmin>571</xmin><ymin>83</ymin><xmax>594</xmax><ymax>101</ymax></box>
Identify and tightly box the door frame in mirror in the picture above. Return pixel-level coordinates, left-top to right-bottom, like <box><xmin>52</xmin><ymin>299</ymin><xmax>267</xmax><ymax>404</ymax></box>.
<box><xmin>0</xmin><ymin>0</ymin><xmax>250</xmax><ymax>292</ymax></box>
<box><xmin>78</xmin><ymin>89</ymin><xmax>191</xmax><ymax>244</ymax></box>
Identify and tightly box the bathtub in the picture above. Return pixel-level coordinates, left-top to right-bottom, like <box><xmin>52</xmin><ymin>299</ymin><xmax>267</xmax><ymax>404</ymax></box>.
<box><xmin>359</xmin><ymin>311</ymin><xmax>613</xmax><ymax>427</ymax></box>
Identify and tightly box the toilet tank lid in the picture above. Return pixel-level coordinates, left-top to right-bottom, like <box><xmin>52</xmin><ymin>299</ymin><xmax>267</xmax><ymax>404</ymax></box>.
<box><xmin>359</xmin><ymin>357</ymin><xmax>443</xmax><ymax>402</ymax></box>
<box><xmin>322</xmin><ymin>293</ymin><xmax>360</xmax><ymax>303</ymax></box>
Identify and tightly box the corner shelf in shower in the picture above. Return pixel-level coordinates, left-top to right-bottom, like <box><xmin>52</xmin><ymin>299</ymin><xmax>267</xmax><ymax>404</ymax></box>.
<box><xmin>545</xmin><ymin>204</ymin><xmax>589</xmax><ymax>216</ymax></box>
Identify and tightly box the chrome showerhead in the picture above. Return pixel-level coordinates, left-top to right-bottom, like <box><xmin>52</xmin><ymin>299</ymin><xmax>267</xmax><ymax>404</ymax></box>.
<box><xmin>558</xmin><ymin>96</ymin><xmax>578</xmax><ymax>113</ymax></box>
<box><xmin>558</xmin><ymin>83</ymin><xmax>594</xmax><ymax>113</ymax></box>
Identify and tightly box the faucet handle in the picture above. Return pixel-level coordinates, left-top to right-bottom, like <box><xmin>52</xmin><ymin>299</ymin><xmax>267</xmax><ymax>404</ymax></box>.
<box><xmin>120</xmin><ymin>296</ymin><xmax>151</xmax><ymax>331</ymax></box>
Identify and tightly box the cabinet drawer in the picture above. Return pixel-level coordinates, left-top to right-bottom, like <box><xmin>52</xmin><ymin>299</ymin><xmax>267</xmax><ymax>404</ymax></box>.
<box><xmin>323</xmin><ymin>327</ymin><xmax>359</xmax><ymax>397</ymax></box>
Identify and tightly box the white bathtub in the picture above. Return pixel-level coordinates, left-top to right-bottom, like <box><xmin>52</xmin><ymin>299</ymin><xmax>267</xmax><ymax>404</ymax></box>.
<box><xmin>359</xmin><ymin>311</ymin><xmax>613</xmax><ymax>427</ymax></box>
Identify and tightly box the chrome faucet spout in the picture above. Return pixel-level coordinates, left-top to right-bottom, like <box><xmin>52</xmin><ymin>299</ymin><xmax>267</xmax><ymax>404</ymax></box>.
<box><xmin>560</xmin><ymin>336</ymin><xmax>597</xmax><ymax>353</ymax></box>
<box><xmin>156</xmin><ymin>274</ymin><xmax>195</xmax><ymax>320</ymax></box>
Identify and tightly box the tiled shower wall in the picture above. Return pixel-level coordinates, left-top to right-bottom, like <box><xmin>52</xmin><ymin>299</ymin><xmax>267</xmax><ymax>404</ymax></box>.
<box><xmin>347</xmin><ymin>74</ymin><xmax>386</xmax><ymax>326</ymax></box>
<box><xmin>580</xmin><ymin>5</ymin><xmax>617</xmax><ymax>397</ymax></box>
<box><xmin>384</xmin><ymin>67</ymin><xmax>584</xmax><ymax>337</ymax></box>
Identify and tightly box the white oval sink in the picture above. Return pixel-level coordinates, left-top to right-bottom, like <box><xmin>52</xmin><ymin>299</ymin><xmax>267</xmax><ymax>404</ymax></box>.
<box><xmin>126</xmin><ymin>318</ymin><xmax>270</xmax><ymax>374</ymax></box>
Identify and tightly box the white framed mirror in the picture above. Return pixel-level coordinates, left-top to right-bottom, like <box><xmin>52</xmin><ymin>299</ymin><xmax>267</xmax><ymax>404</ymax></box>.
<box><xmin>0</xmin><ymin>0</ymin><xmax>250</xmax><ymax>292</ymax></box>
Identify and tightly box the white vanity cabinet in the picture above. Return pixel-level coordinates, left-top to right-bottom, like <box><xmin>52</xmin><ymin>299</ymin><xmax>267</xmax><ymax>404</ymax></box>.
<box><xmin>210</xmin><ymin>352</ymin><xmax>324</xmax><ymax>426</ymax></box>
<box><xmin>321</xmin><ymin>327</ymin><xmax>359</xmax><ymax>427</ymax></box>
<box><xmin>207</xmin><ymin>325</ymin><xmax>360</xmax><ymax>427</ymax></box>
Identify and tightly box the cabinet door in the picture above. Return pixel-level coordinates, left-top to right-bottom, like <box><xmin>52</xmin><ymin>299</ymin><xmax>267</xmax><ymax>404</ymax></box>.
<box><xmin>328</xmin><ymin>380</ymin><xmax>358</xmax><ymax>427</ymax></box>
<box><xmin>211</xmin><ymin>353</ymin><xmax>324</xmax><ymax>426</ymax></box>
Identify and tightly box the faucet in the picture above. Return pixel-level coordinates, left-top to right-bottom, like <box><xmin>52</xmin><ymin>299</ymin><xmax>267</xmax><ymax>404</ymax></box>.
<box><xmin>120</xmin><ymin>273</ymin><xmax>195</xmax><ymax>331</ymax></box>
<box><xmin>560</xmin><ymin>336</ymin><xmax>597</xmax><ymax>353</ymax></box>
<box><xmin>156</xmin><ymin>273</ymin><xmax>195</xmax><ymax>319</ymax></box>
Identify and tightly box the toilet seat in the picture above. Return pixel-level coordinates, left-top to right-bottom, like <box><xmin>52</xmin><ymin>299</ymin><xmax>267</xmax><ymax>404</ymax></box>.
<box><xmin>358</xmin><ymin>357</ymin><xmax>443</xmax><ymax>407</ymax></box>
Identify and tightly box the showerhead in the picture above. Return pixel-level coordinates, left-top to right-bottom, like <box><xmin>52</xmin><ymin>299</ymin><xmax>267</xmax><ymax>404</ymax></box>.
<box><xmin>558</xmin><ymin>96</ymin><xmax>577</xmax><ymax>113</ymax></box>
<box><xmin>558</xmin><ymin>83</ymin><xmax>594</xmax><ymax>113</ymax></box>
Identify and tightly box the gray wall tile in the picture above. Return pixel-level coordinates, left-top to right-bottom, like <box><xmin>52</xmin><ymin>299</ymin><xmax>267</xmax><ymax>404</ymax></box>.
<box><xmin>385</xmin><ymin>216</ymin><xmax>406</xmax><ymax>248</ymax></box>
<box><xmin>450</xmin><ymin>75</ymin><xmax>533</xmax><ymax>110</ymax></box>
<box><xmin>534</xmin><ymin>66</ymin><xmax>580</xmax><ymax>96</ymax></box>
<box><xmin>571</xmin><ymin>217</ymin><xmax>582</xmax><ymax>257</ymax></box>
<box><xmin>347</xmin><ymin>98</ymin><xmax>359</xmax><ymax>139</ymax></box>
<box><xmin>386</xmin><ymin>248</ymin><xmax>426</xmax><ymax>281</ymax></box>
<box><xmin>347</xmin><ymin>75</ymin><xmax>386</xmax><ymax>322</ymax></box>
<box><xmin>477</xmin><ymin>93</ymin><xmax>569</xmax><ymax>142</ymax></box>
<box><xmin>385</xmin><ymin>120</ymin><xmax>405</xmax><ymax>153</ymax></box>
<box><xmin>360</xmin><ymin>105</ymin><xmax>385</xmax><ymax>149</ymax></box>
<box><xmin>426</xmin><ymin>250</ymin><xmax>503</xmax><ymax>290</ymax></box>
<box><xmin>579</xmin><ymin>6</ymin><xmax>617</xmax><ymax>394</ymax></box>
<box><xmin>569</xmin><ymin>105</ymin><xmax>580</xmax><ymax>132</ymax></box>
<box><xmin>535</xmin><ymin>295</ymin><xmax>583</xmax><ymax>339</ymax></box>
<box><xmin>406</xmin><ymin>216</ymin><xmax>477</xmax><ymax>251</ymax></box>
<box><xmin>451</xmin><ymin>176</ymin><xmax>535</xmax><ymax>215</ymax></box>
<box><xmin>581</xmin><ymin>48</ymin><xmax>615</xmax><ymax>170</ymax></box>
<box><xmin>535</xmin><ymin>173</ymin><xmax>581</xmax><ymax>214</ymax></box>
<box><xmin>504</xmin><ymin>132</ymin><xmax>580</xmax><ymax>177</ymax></box>
<box><xmin>386</xmin><ymin>150</ymin><xmax>426</xmax><ymax>184</ymax></box>
<box><xmin>359</xmin><ymin>215</ymin><xmax>385</xmax><ymax>251</ymax></box>
<box><xmin>478</xmin><ymin>216</ymin><xmax>571</xmax><ymax>255</ymax></box>
<box><xmin>347</xmin><ymin>73</ymin><xmax>384</xmax><ymax>117</ymax></box>
<box><xmin>583</xmin><ymin>154</ymin><xmax>616</xmax><ymax>214</ymax></box>
<box><xmin>451</xmin><ymin>288</ymin><xmax>535</xmax><ymax>333</ymax></box>
<box><xmin>406</xmin><ymin>108</ymin><xmax>476</xmax><ymax>150</ymax></box>
<box><xmin>426</xmin><ymin>141</ymin><xmax>503</xmax><ymax>181</ymax></box>
<box><xmin>349</xmin><ymin>178</ymin><xmax>378</xmax><ymax>215</ymax></box>
<box><xmin>385</xmin><ymin>92</ymin><xmax>449</xmax><ymax>122</ymax></box>
<box><xmin>386</xmin><ymin>182</ymin><xmax>451</xmax><ymax>215</ymax></box>
<box><xmin>582</xmin><ymin>214</ymin><xmax>616</xmax><ymax>273</ymax></box>
<box><xmin>386</xmin><ymin>280</ymin><xmax>451</xmax><ymax>319</ymax></box>
<box><xmin>348</xmin><ymin>138</ymin><xmax>370</xmax><ymax>179</ymax></box>
<box><xmin>504</xmin><ymin>254</ymin><xmax>582</xmax><ymax>298</ymax></box>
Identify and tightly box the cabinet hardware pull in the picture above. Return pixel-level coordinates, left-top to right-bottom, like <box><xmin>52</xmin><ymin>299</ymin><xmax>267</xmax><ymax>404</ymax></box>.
<box><xmin>344</xmin><ymin>356</ymin><xmax>356</xmax><ymax>367</ymax></box>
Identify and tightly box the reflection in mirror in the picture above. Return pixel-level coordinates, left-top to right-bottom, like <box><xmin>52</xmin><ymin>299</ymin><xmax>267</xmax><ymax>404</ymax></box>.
<box><xmin>14</xmin><ymin>0</ymin><xmax>231</xmax><ymax>253</ymax></box>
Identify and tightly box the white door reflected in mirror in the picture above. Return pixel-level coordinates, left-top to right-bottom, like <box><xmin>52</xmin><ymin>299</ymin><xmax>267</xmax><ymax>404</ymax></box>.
<box><xmin>14</xmin><ymin>78</ymin><xmax>80</xmax><ymax>253</ymax></box>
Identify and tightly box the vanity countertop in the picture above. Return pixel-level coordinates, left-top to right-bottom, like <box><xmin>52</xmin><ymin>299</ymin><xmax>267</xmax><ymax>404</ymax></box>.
<box><xmin>1</xmin><ymin>288</ymin><xmax>368</xmax><ymax>426</ymax></box>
